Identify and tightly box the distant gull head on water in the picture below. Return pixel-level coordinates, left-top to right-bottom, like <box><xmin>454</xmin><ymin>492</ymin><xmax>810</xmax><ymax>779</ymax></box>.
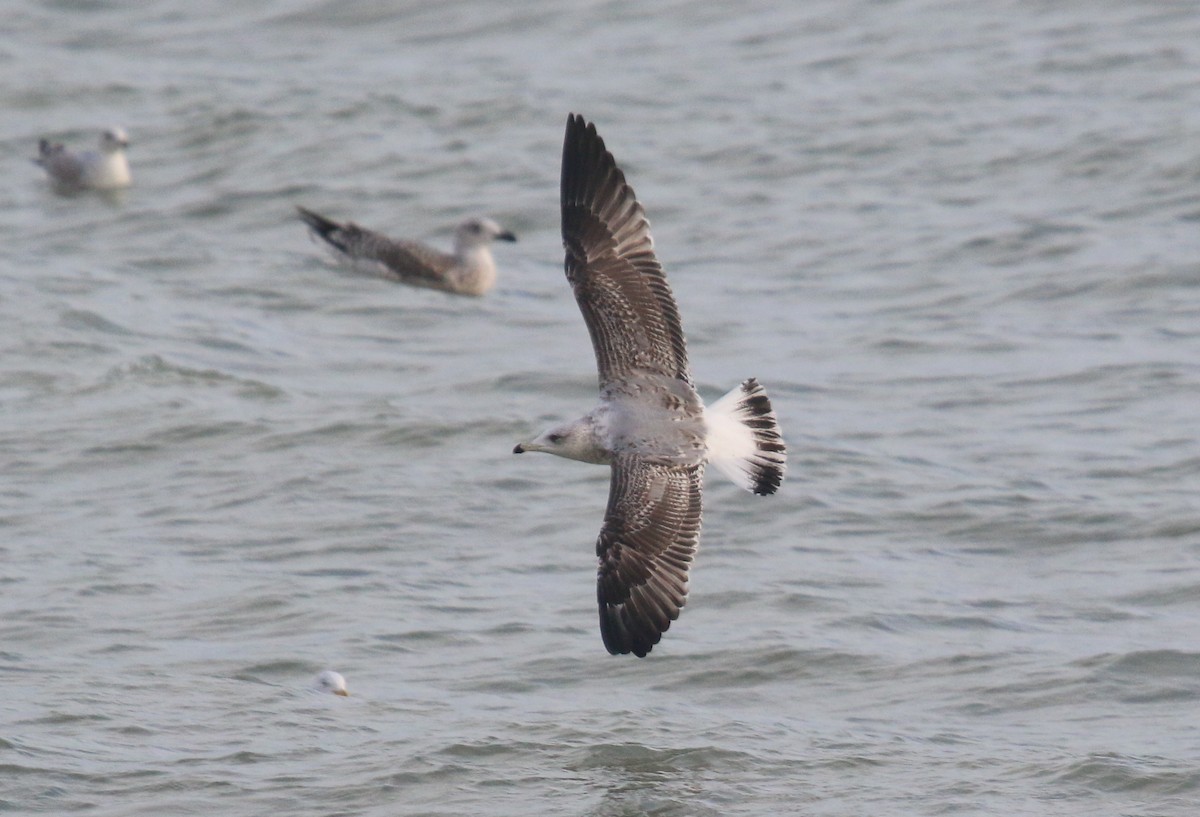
<box><xmin>513</xmin><ymin>114</ymin><xmax>786</xmax><ymax>658</ymax></box>
<box><xmin>297</xmin><ymin>206</ymin><xmax>516</xmax><ymax>296</ymax></box>
<box><xmin>34</xmin><ymin>126</ymin><xmax>131</xmax><ymax>192</ymax></box>
<box><xmin>314</xmin><ymin>670</ymin><xmax>348</xmax><ymax>696</ymax></box>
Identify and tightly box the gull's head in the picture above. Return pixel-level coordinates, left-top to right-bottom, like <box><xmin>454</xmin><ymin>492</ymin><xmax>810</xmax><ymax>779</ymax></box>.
<box><xmin>315</xmin><ymin>670</ymin><xmax>348</xmax><ymax>696</ymax></box>
<box><xmin>101</xmin><ymin>127</ymin><xmax>129</xmax><ymax>152</ymax></box>
<box><xmin>514</xmin><ymin>417</ymin><xmax>606</xmax><ymax>464</ymax></box>
<box><xmin>456</xmin><ymin>217</ymin><xmax>517</xmax><ymax>250</ymax></box>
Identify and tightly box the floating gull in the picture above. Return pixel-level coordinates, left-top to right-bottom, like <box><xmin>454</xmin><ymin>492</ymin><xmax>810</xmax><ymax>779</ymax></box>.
<box><xmin>34</xmin><ymin>126</ymin><xmax>131</xmax><ymax>191</ymax></box>
<box><xmin>297</xmin><ymin>207</ymin><xmax>517</xmax><ymax>296</ymax></box>
<box><xmin>513</xmin><ymin>114</ymin><xmax>786</xmax><ymax>657</ymax></box>
<box><xmin>314</xmin><ymin>670</ymin><xmax>349</xmax><ymax>696</ymax></box>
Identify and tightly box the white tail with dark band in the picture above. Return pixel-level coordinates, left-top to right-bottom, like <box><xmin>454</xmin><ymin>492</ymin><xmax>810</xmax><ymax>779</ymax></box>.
<box><xmin>704</xmin><ymin>378</ymin><xmax>786</xmax><ymax>496</ymax></box>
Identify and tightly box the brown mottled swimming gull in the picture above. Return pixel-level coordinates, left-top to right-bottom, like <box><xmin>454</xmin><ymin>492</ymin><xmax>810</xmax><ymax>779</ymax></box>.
<box><xmin>513</xmin><ymin>113</ymin><xmax>787</xmax><ymax>657</ymax></box>
<box><xmin>34</xmin><ymin>126</ymin><xmax>131</xmax><ymax>191</ymax></box>
<box><xmin>297</xmin><ymin>207</ymin><xmax>516</xmax><ymax>296</ymax></box>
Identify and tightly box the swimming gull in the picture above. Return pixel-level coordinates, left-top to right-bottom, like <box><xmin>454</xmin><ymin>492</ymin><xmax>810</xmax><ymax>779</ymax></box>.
<box><xmin>34</xmin><ymin>126</ymin><xmax>131</xmax><ymax>191</ymax></box>
<box><xmin>513</xmin><ymin>113</ymin><xmax>786</xmax><ymax>657</ymax></box>
<box><xmin>314</xmin><ymin>670</ymin><xmax>349</xmax><ymax>696</ymax></box>
<box><xmin>297</xmin><ymin>207</ymin><xmax>517</xmax><ymax>296</ymax></box>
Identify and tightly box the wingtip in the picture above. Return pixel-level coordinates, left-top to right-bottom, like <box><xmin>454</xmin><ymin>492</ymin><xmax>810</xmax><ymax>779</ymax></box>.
<box><xmin>563</xmin><ymin>112</ymin><xmax>601</xmax><ymax>154</ymax></box>
<box><xmin>561</xmin><ymin>111</ymin><xmax>628</xmax><ymax>221</ymax></box>
<box><xmin>34</xmin><ymin>139</ymin><xmax>58</xmax><ymax>165</ymax></box>
<box><xmin>296</xmin><ymin>205</ymin><xmax>334</xmax><ymax>232</ymax></box>
<box><xmin>598</xmin><ymin>572</ymin><xmax>688</xmax><ymax>658</ymax></box>
<box><xmin>295</xmin><ymin>204</ymin><xmax>329</xmax><ymax>222</ymax></box>
<box><xmin>599</xmin><ymin>607</ymin><xmax>661</xmax><ymax>658</ymax></box>
<box><xmin>296</xmin><ymin>206</ymin><xmax>353</xmax><ymax>255</ymax></box>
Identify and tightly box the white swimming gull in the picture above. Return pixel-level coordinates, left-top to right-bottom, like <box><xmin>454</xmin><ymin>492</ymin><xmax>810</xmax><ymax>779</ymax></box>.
<box><xmin>314</xmin><ymin>670</ymin><xmax>349</xmax><ymax>696</ymax></box>
<box><xmin>513</xmin><ymin>113</ymin><xmax>786</xmax><ymax>657</ymax></box>
<box><xmin>34</xmin><ymin>126</ymin><xmax>131</xmax><ymax>191</ymax></box>
<box><xmin>297</xmin><ymin>207</ymin><xmax>516</xmax><ymax>296</ymax></box>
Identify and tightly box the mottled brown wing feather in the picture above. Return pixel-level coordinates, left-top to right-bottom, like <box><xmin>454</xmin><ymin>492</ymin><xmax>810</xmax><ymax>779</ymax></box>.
<box><xmin>561</xmin><ymin>113</ymin><xmax>691</xmax><ymax>389</ymax></box>
<box><xmin>596</xmin><ymin>455</ymin><xmax>704</xmax><ymax>657</ymax></box>
<box><xmin>348</xmin><ymin>228</ymin><xmax>457</xmax><ymax>286</ymax></box>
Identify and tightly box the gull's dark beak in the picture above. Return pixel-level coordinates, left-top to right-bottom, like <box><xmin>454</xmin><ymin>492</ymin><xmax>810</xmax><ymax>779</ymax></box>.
<box><xmin>497</xmin><ymin>230</ymin><xmax>517</xmax><ymax>242</ymax></box>
<box><xmin>513</xmin><ymin>444</ymin><xmax>525</xmax><ymax>454</ymax></box>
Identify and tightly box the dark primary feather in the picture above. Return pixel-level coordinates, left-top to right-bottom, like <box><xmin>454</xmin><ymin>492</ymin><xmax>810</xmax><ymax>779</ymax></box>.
<box><xmin>296</xmin><ymin>206</ymin><xmax>352</xmax><ymax>254</ymax></box>
<box><xmin>561</xmin><ymin>113</ymin><xmax>692</xmax><ymax>389</ymax></box>
<box><xmin>595</xmin><ymin>456</ymin><xmax>704</xmax><ymax>657</ymax></box>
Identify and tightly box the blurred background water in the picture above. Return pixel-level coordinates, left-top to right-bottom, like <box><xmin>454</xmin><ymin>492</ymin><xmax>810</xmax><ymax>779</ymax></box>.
<box><xmin>2</xmin><ymin>1</ymin><xmax>1199</xmax><ymax>815</ymax></box>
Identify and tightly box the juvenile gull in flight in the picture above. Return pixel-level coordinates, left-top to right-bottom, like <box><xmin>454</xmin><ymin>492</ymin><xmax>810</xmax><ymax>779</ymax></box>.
<box><xmin>34</xmin><ymin>126</ymin><xmax>132</xmax><ymax>191</ymax></box>
<box><xmin>297</xmin><ymin>207</ymin><xmax>516</xmax><ymax>296</ymax></box>
<box><xmin>514</xmin><ymin>114</ymin><xmax>786</xmax><ymax>657</ymax></box>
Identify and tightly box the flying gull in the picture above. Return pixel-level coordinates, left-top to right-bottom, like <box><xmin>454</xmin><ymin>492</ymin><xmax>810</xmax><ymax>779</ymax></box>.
<box><xmin>34</xmin><ymin>126</ymin><xmax>132</xmax><ymax>191</ymax></box>
<box><xmin>297</xmin><ymin>207</ymin><xmax>516</xmax><ymax>296</ymax></box>
<box><xmin>513</xmin><ymin>114</ymin><xmax>786</xmax><ymax>657</ymax></box>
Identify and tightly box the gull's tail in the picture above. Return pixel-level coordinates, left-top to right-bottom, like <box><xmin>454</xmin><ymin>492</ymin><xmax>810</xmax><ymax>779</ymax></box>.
<box><xmin>705</xmin><ymin>378</ymin><xmax>786</xmax><ymax>496</ymax></box>
<box><xmin>297</xmin><ymin>206</ymin><xmax>353</xmax><ymax>255</ymax></box>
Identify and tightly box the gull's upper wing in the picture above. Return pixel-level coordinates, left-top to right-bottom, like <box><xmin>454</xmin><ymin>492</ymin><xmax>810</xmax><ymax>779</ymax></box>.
<box><xmin>298</xmin><ymin>207</ymin><xmax>458</xmax><ymax>289</ymax></box>
<box><xmin>350</xmin><ymin>229</ymin><xmax>457</xmax><ymax>287</ymax></box>
<box><xmin>561</xmin><ymin>113</ymin><xmax>691</xmax><ymax>389</ymax></box>
<box><xmin>37</xmin><ymin>143</ymin><xmax>87</xmax><ymax>187</ymax></box>
<box><xmin>595</xmin><ymin>455</ymin><xmax>704</xmax><ymax>657</ymax></box>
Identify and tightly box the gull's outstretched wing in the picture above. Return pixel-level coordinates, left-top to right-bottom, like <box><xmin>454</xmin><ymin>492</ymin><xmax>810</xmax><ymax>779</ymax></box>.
<box><xmin>596</xmin><ymin>455</ymin><xmax>704</xmax><ymax>657</ymax></box>
<box><xmin>561</xmin><ymin>113</ymin><xmax>691</xmax><ymax>389</ymax></box>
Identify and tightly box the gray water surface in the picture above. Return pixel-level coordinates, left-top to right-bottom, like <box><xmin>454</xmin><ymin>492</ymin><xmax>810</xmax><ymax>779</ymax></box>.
<box><xmin>3</xmin><ymin>1</ymin><xmax>1200</xmax><ymax>815</ymax></box>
